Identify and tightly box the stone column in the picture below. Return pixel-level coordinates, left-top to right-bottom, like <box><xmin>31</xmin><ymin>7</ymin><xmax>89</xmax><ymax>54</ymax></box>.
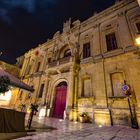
<box><xmin>69</xmin><ymin>65</ymin><xmax>80</xmax><ymax>121</ymax></box>
<box><xmin>73</xmin><ymin>73</ymin><xmax>79</xmax><ymax>121</ymax></box>
<box><xmin>44</xmin><ymin>75</ymin><xmax>51</xmax><ymax>117</ymax></box>
<box><xmin>68</xmin><ymin>66</ymin><xmax>75</xmax><ymax>120</ymax></box>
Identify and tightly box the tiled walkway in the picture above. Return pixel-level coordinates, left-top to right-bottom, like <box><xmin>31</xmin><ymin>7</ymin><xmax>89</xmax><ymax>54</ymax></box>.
<box><xmin>15</xmin><ymin>116</ymin><xmax>140</xmax><ymax>140</ymax></box>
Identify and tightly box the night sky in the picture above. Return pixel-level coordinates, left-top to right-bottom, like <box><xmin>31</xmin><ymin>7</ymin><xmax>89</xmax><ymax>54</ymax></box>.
<box><xmin>0</xmin><ymin>0</ymin><xmax>115</xmax><ymax>64</ymax></box>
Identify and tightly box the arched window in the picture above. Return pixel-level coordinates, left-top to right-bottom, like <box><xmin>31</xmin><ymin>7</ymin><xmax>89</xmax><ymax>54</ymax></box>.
<box><xmin>64</xmin><ymin>49</ymin><xmax>71</xmax><ymax>57</ymax></box>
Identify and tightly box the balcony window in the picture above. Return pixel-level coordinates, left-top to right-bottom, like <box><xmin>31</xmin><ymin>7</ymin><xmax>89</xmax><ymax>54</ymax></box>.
<box><xmin>83</xmin><ymin>42</ymin><xmax>91</xmax><ymax>59</ymax></box>
<box><xmin>106</xmin><ymin>33</ymin><xmax>118</xmax><ymax>51</ymax></box>
<box><xmin>64</xmin><ymin>49</ymin><xmax>71</xmax><ymax>57</ymax></box>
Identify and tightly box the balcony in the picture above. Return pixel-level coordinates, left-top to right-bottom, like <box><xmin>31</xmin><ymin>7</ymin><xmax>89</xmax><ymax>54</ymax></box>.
<box><xmin>48</xmin><ymin>61</ymin><xmax>57</xmax><ymax>68</ymax></box>
<box><xmin>59</xmin><ymin>56</ymin><xmax>71</xmax><ymax>64</ymax></box>
<box><xmin>47</xmin><ymin>56</ymin><xmax>73</xmax><ymax>68</ymax></box>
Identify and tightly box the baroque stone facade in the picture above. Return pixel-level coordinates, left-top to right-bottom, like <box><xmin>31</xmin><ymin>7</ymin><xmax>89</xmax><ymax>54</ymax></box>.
<box><xmin>15</xmin><ymin>0</ymin><xmax>140</xmax><ymax>127</ymax></box>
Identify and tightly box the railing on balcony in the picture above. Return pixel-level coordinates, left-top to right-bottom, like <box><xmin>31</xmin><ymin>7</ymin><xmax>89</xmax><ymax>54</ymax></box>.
<box><xmin>59</xmin><ymin>56</ymin><xmax>71</xmax><ymax>65</ymax></box>
<box><xmin>47</xmin><ymin>56</ymin><xmax>72</xmax><ymax>68</ymax></box>
<box><xmin>48</xmin><ymin>61</ymin><xmax>57</xmax><ymax>68</ymax></box>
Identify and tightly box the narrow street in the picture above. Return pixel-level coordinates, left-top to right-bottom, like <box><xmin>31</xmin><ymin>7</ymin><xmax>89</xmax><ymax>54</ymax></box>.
<box><xmin>15</xmin><ymin>116</ymin><xmax>140</xmax><ymax>140</ymax></box>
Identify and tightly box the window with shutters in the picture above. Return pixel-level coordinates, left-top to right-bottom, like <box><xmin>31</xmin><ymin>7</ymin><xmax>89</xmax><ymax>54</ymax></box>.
<box><xmin>106</xmin><ymin>33</ymin><xmax>118</xmax><ymax>51</ymax></box>
<box><xmin>83</xmin><ymin>42</ymin><xmax>91</xmax><ymax>59</ymax></box>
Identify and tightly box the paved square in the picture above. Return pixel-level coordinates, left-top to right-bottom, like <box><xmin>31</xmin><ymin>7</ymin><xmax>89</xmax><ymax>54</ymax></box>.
<box><xmin>15</xmin><ymin>116</ymin><xmax>140</xmax><ymax>140</ymax></box>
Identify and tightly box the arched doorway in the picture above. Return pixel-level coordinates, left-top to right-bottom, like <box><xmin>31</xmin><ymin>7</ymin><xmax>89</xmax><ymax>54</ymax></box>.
<box><xmin>53</xmin><ymin>82</ymin><xmax>67</xmax><ymax>118</ymax></box>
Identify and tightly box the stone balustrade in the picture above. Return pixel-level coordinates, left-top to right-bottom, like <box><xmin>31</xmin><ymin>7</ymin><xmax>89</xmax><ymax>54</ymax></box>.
<box><xmin>47</xmin><ymin>56</ymin><xmax>73</xmax><ymax>68</ymax></box>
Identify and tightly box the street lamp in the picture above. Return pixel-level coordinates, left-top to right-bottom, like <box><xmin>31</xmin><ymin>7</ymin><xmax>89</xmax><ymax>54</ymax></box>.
<box><xmin>134</xmin><ymin>34</ymin><xmax>140</xmax><ymax>58</ymax></box>
<box><xmin>135</xmin><ymin>36</ymin><xmax>140</xmax><ymax>46</ymax></box>
<box><xmin>0</xmin><ymin>52</ymin><xmax>2</xmax><ymax>56</ymax></box>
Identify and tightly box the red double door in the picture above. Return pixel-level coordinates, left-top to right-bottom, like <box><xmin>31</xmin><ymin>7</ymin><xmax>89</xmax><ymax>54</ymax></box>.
<box><xmin>53</xmin><ymin>85</ymin><xmax>67</xmax><ymax>118</ymax></box>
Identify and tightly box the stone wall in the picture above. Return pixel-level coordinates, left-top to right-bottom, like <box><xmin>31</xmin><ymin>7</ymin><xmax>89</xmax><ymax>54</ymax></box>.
<box><xmin>15</xmin><ymin>0</ymin><xmax>140</xmax><ymax>127</ymax></box>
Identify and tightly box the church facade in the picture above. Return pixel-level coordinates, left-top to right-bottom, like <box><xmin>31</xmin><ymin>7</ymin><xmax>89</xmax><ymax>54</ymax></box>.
<box><xmin>15</xmin><ymin>0</ymin><xmax>140</xmax><ymax>127</ymax></box>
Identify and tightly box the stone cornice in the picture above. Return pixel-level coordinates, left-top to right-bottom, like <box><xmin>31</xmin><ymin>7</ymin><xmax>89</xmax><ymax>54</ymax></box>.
<box><xmin>20</xmin><ymin>0</ymin><xmax>137</xmax><ymax>59</ymax></box>
<box><xmin>81</xmin><ymin>0</ymin><xmax>136</xmax><ymax>28</ymax></box>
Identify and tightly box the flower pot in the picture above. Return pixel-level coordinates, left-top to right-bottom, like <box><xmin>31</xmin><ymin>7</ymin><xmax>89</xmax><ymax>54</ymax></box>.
<box><xmin>79</xmin><ymin>116</ymin><xmax>89</xmax><ymax>123</ymax></box>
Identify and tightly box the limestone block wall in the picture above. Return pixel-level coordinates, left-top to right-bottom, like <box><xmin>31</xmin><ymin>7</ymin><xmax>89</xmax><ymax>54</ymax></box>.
<box><xmin>14</xmin><ymin>0</ymin><xmax>140</xmax><ymax>127</ymax></box>
<box><xmin>78</xmin><ymin>51</ymin><xmax>140</xmax><ymax>126</ymax></box>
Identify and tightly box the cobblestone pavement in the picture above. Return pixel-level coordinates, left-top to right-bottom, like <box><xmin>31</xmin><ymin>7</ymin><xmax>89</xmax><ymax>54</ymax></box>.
<box><xmin>15</xmin><ymin>116</ymin><xmax>140</xmax><ymax>140</ymax></box>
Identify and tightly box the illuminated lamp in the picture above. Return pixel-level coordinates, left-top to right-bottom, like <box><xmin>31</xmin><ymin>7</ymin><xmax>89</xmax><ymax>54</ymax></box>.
<box><xmin>0</xmin><ymin>90</ymin><xmax>12</xmax><ymax>101</ymax></box>
<box><xmin>136</xmin><ymin>36</ymin><xmax>140</xmax><ymax>46</ymax></box>
<box><xmin>39</xmin><ymin>108</ymin><xmax>46</xmax><ymax>117</ymax></box>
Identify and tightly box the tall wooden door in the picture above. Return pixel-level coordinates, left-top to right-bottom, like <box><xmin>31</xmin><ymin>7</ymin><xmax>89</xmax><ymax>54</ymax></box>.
<box><xmin>53</xmin><ymin>85</ymin><xmax>67</xmax><ymax>118</ymax></box>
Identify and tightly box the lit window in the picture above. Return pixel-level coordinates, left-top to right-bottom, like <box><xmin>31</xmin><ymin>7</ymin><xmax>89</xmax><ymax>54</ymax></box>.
<box><xmin>83</xmin><ymin>42</ymin><xmax>91</xmax><ymax>59</ymax></box>
<box><xmin>106</xmin><ymin>33</ymin><xmax>118</xmax><ymax>51</ymax></box>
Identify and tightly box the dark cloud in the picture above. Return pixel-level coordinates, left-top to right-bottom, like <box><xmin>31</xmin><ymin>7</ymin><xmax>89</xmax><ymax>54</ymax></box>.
<box><xmin>0</xmin><ymin>0</ymin><xmax>115</xmax><ymax>64</ymax></box>
<box><xmin>0</xmin><ymin>0</ymin><xmax>58</xmax><ymax>23</ymax></box>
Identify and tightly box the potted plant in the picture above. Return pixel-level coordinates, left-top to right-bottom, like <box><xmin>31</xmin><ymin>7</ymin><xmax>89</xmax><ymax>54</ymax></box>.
<box><xmin>79</xmin><ymin>112</ymin><xmax>90</xmax><ymax>123</ymax></box>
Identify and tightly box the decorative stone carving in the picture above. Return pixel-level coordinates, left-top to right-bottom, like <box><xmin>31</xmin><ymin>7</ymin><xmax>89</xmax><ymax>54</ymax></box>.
<box><xmin>72</xmin><ymin>20</ymin><xmax>80</xmax><ymax>28</ymax></box>
<box><xmin>52</xmin><ymin>42</ymin><xmax>59</xmax><ymax>61</ymax></box>
<box><xmin>63</xmin><ymin>18</ymin><xmax>71</xmax><ymax>33</ymax></box>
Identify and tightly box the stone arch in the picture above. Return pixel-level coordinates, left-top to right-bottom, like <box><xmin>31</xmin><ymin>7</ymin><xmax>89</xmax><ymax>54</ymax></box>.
<box><xmin>59</xmin><ymin>45</ymin><xmax>72</xmax><ymax>59</ymax></box>
<box><xmin>50</xmin><ymin>78</ymin><xmax>69</xmax><ymax>118</ymax></box>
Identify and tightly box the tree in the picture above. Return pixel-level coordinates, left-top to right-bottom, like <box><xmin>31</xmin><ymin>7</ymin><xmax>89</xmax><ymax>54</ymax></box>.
<box><xmin>0</xmin><ymin>76</ymin><xmax>10</xmax><ymax>93</ymax></box>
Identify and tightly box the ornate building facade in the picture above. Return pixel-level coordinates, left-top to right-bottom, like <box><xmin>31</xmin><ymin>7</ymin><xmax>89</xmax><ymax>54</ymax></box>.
<box><xmin>15</xmin><ymin>0</ymin><xmax>140</xmax><ymax>127</ymax></box>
